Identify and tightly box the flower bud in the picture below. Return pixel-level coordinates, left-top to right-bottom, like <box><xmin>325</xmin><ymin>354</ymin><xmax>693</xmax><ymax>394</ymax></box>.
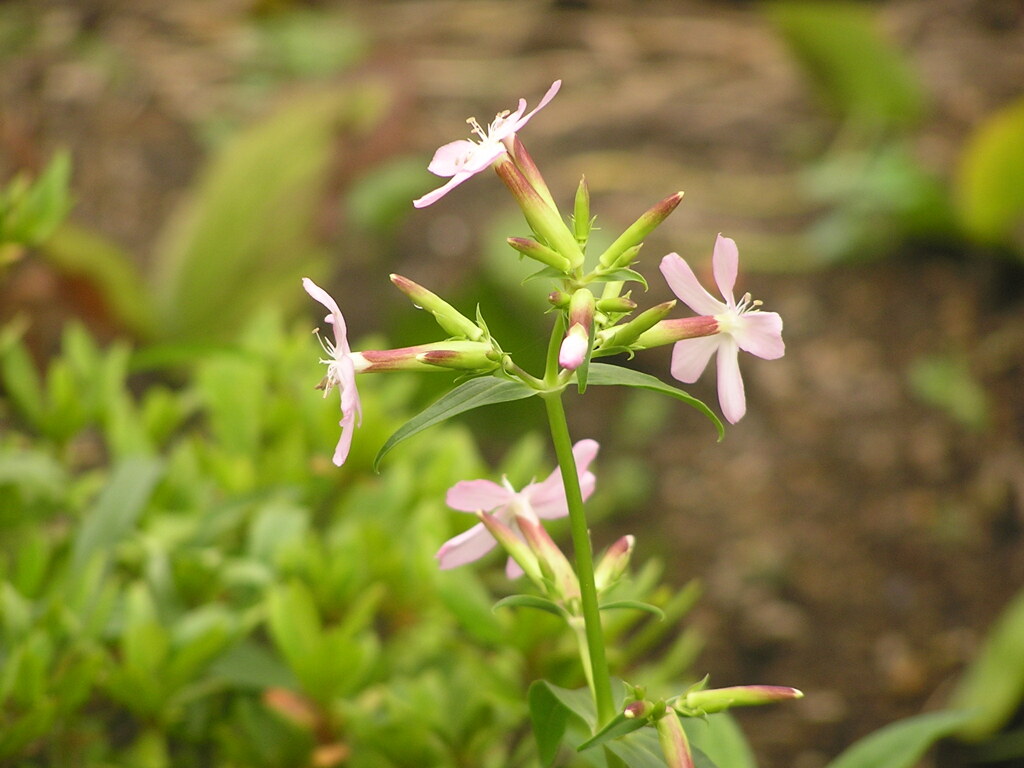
<box><xmin>597</xmin><ymin>192</ymin><xmax>684</xmax><ymax>269</ymax></box>
<box><xmin>507</xmin><ymin>237</ymin><xmax>571</xmax><ymax>272</ymax></box>
<box><xmin>505</xmin><ymin>135</ymin><xmax>558</xmax><ymax>212</ymax></box>
<box><xmin>417</xmin><ymin>343</ymin><xmax>499</xmax><ymax>372</ymax></box>
<box><xmin>595</xmin><ymin>297</ymin><xmax>637</xmax><ymax>314</ymax></box>
<box><xmin>632</xmin><ymin>316</ymin><xmax>719</xmax><ymax>350</ymax></box>
<box><xmin>594</xmin><ymin>535</ymin><xmax>635</xmax><ymax>592</ymax></box>
<box><xmin>476</xmin><ymin>511</ymin><xmax>544</xmax><ymax>586</ymax></box>
<box><xmin>574</xmin><ymin>175</ymin><xmax>591</xmax><ymax>245</ymax></box>
<box><xmin>559</xmin><ymin>325</ymin><xmax>589</xmax><ymax>370</ymax></box>
<box><xmin>354</xmin><ymin>341</ymin><xmax>494</xmax><ymax>372</ymax></box>
<box><xmin>624</xmin><ymin>699</ymin><xmax>656</xmax><ymax>720</ymax></box>
<box><xmin>548</xmin><ymin>290</ymin><xmax>571</xmax><ymax>308</ymax></box>
<box><xmin>390</xmin><ymin>274</ymin><xmax>483</xmax><ymax>341</ymax></box>
<box><xmin>494</xmin><ymin>157</ymin><xmax>585</xmax><ymax>270</ymax></box>
<box><xmin>597</xmin><ymin>300</ymin><xmax>677</xmax><ymax>350</ymax></box>
<box><xmin>559</xmin><ymin>289</ymin><xmax>596</xmax><ymax>371</ymax></box>
<box><xmin>514</xmin><ymin>514</ymin><xmax>579</xmax><ymax>600</ymax></box>
<box><xmin>655</xmin><ymin>710</ymin><xmax>694</xmax><ymax>768</ymax></box>
<box><xmin>676</xmin><ymin>685</ymin><xmax>804</xmax><ymax>716</ymax></box>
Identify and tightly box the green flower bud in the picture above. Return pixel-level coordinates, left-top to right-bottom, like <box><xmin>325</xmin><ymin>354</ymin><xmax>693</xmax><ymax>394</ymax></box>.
<box><xmin>494</xmin><ymin>157</ymin><xmax>585</xmax><ymax>270</ymax></box>
<box><xmin>675</xmin><ymin>685</ymin><xmax>804</xmax><ymax>716</ymax></box>
<box><xmin>390</xmin><ymin>274</ymin><xmax>483</xmax><ymax>341</ymax></box>
<box><xmin>574</xmin><ymin>175</ymin><xmax>591</xmax><ymax>245</ymax></box>
<box><xmin>597</xmin><ymin>191</ymin><xmax>684</xmax><ymax>269</ymax></box>
<box><xmin>507</xmin><ymin>237</ymin><xmax>571</xmax><ymax>272</ymax></box>
<box><xmin>597</xmin><ymin>300</ymin><xmax>677</xmax><ymax>350</ymax></box>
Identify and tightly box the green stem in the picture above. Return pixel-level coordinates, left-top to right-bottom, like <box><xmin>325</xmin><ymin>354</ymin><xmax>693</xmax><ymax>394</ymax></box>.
<box><xmin>542</xmin><ymin>390</ymin><xmax>616</xmax><ymax>725</ymax></box>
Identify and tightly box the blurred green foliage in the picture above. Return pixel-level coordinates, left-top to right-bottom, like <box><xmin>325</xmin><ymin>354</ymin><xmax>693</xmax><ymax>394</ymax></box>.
<box><xmin>0</xmin><ymin>315</ymin><xmax>702</xmax><ymax>766</ymax></box>
<box><xmin>765</xmin><ymin>1</ymin><xmax>1024</xmax><ymax>265</ymax></box>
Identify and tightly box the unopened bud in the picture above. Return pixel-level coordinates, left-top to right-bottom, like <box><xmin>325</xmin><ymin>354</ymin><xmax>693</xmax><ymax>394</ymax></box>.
<box><xmin>597</xmin><ymin>192</ymin><xmax>684</xmax><ymax>269</ymax></box>
<box><xmin>624</xmin><ymin>699</ymin><xmax>656</xmax><ymax>720</ymax></box>
<box><xmin>597</xmin><ymin>301</ymin><xmax>677</xmax><ymax>350</ymax></box>
<box><xmin>594</xmin><ymin>535</ymin><xmax>635</xmax><ymax>591</ymax></box>
<box><xmin>507</xmin><ymin>237</ymin><xmax>570</xmax><ymax>272</ymax></box>
<box><xmin>633</xmin><ymin>316</ymin><xmax>719</xmax><ymax>350</ymax></box>
<box><xmin>417</xmin><ymin>342</ymin><xmax>498</xmax><ymax>371</ymax></box>
<box><xmin>506</xmin><ymin>135</ymin><xmax>558</xmax><ymax>212</ymax></box>
<box><xmin>390</xmin><ymin>274</ymin><xmax>483</xmax><ymax>341</ymax></box>
<box><xmin>676</xmin><ymin>685</ymin><xmax>804</xmax><ymax>716</ymax></box>
<box><xmin>655</xmin><ymin>710</ymin><xmax>694</xmax><ymax>768</ymax></box>
<box><xmin>475</xmin><ymin>511</ymin><xmax>544</xmax><ymax>586</ymax></box>
<box><xmin>559</xmin><ymin>289</ymin><xmax>595</xmax><ymax>370</ymax></box>
<box><xmin>574</xmin><ymin>175</ymin><xmax>591</xmax><ymax>245</ymax></box>
<box><xmin>494</xmin><ymin>157</ymin><xmax>585</xmax><ymax>270</ymax></box>
<box><xmin>515</xmin><ymin>514</ymin><xmax>579</xmax><ymax>600</ymax></box>
<box><xmin>355</xmin><ymin>341</ymin><xmax>493</xmax><ymax>373</ymax></box>
<box><xmin>595</xmin><ymin>297</ymin><xmax>637</xmax><ymax>314</ymax></box>
<box><xmin>548</xmin><ymin>290</ymin><xmax>571</xmax><ymax>308</ymax></box>
<box><xmin>559</xmin><ymin>324</ymin><xmax>589</xmax><ymax>370</ymax></box>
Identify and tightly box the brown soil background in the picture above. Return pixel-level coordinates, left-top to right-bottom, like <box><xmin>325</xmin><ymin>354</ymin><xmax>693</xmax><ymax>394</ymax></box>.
<box><xmin>3</xmin><ymin>2</ymin><xmax>1024</xmax><ymax>767</ymax></box>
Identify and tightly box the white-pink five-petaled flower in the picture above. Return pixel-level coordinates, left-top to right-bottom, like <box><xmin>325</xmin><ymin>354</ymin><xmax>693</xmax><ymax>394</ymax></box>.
<box><xmin>413</xmin><ymin>80</ymin><xmax>561</xmax><ymax>208</ymax></box>
<box><xmin>303</xmin><ymin>277</ymin><xmax>362</xmax><ymax>466</ymax></box>
<box><xmin>436</xmin><ymin>439</ymin><xmax>598</xmax><ymax>577</ymax></box>
<box><xmin>660</xmin><ymin>235</ymin><xmax>784</xmax><ymax>424</ymax></box>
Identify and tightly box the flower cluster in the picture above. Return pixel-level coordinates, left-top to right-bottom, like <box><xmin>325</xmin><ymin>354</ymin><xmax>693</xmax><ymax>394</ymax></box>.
<box><xmin>301</xmin><ymin>78</ymin><xmax>798</xmax><ymax>768</ymax></box>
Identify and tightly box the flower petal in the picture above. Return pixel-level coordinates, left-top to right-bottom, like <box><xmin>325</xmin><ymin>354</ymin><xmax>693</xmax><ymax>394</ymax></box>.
<box><xmin>414</xmin><ymin>171</ymin><xmax>476</xmax><ymax>208</ymax></box>
<box><xmin>715</xmin><ymin>335</ymin><xmax>746</xmax><ymax>424</ymax></box>
<box><xmin>445</xmin><ymin>479</ymin><xmax>512</xmax><ymax>512</ymax></box>
<box><xmin>712</xmin><ymin>234</ymin><xmax>739</xmax><ymax>306</ymax></box>
<box><xmin>733</xmin><ymin>311</ymin><xmax>785</xmax><ymax>360</ymax></box>
<box><xmin>660</xmin><ymin>253</ymin><xmax>726</xmax><ymax>316</ymax></box>
<box><xmin>508</xmin><ymin>80</ymin><xmax>561</xmax><ymax>135</ymax></box>
<box><xmin>669</xmin><ymin>335</ymin><xmax>721</xmax><ymax>383</ymax></box>
<box><xmin>506</xmin><ymin>556</ymin><xmax>525</xmax><ymax>579</ymax></box>
<box><xmin>529</xmin><ymin>439</ymin><xmax>599</xmax><ymax>518</ymax></box>
<box><xmin>436</xmin><ymin>522</ymin><xmax>498</xmax><ymax>569</ymax></box>
<box><xmin>333</xmin><ymin>410</ymin><xmax>356</xmax><ymax>467</ymax></box>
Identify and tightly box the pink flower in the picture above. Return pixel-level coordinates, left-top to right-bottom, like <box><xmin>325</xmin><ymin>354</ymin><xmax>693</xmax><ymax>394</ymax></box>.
<box><xmin>660</xmin><ymin>235</ymin><xmax>784</xmax><ymax>424</ymax></box>
<box><xmin>413</xmin><ymin>80</ymin><xmax>561</xmax><ymax>208</ymax></box>
<box><xmin>436</xmin><ymin>439</ymin><xmax>598</xmax><ymax>577</ymax></box>
<box><xmin>302</xmin><ymin>278</ymin><xmax>362</xmax><ymax>466</ymax></box>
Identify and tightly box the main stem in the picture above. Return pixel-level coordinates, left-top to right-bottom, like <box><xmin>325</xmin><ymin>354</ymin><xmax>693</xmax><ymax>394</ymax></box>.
<box><xmin>542</xmin><ymin>391</ymin><xmax>616</xmax><ymax>725</ymax></box>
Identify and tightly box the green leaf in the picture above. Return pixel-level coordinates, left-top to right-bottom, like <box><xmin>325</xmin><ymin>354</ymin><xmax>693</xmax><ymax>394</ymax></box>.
<box><xmin>607</xmin><ymin>729</ymin><xmax>720</xmax><ymax>768</ymax></box>
<box><xmin>948</xmin><ymin>588</ymin><xmax>1024</xmax><ymax>740</ymax></box>
<box><xmin>152</xmin><ymin>84</ymin><xmax>392</xmax><ymax>341</ymax></box>
<box><xmin>523</xmin><ymin>265</ymin><xmax>566</xmax><ymax>283</ymax></box>
<box><xmin>42</xmin><ymin>223</ymin><xmax>156</xmax><ymax>337</ymax></box>
<box><xmin>577</xmin><ymin>711</ymin><xmax>649</xmax><ymax>751</ymax></box>
<box><xmin>70</xmin><ymin>457</ymin><xmax>163</xmax><ymax>575</ymax></box>
<box><xmin>374</xmin><ymin>376</ymin><xmax>537</xmax><ymax>470</ymax></box>
<box><xmin>955</xmin><ymin>95</ymin><xmax>1024</xmax><ymax>249</ymax></box>
<box><xmin>764</xmin><ymin>1</ymin><xmax>925</xmax><ymax>129</ymax></box>
<box><xmin>592</xmin><ymin>268</ymin><xmax>649</xmax><ymax>290</ymax></box>
<box><xmin>493</xmin><ymin>594</ymin><xmax>568</xmax><ymax>619</ymax></box>
<box><xmin>586</xmin><ymin>363</ymin><xmax>724</xmax><ymax>440</ymax></box>
<box><xmin>529</xmin><ymin>680</ymin><xmax>573</xmax><ymax>768</ymax></box>
<box><xmin>684</xmin><ymin>713</ymin><xmax>756</xmax><ymax>768</ymax></box>
<box><xmin>599</xmin><ymin>600</ymin><xmax>666</xmax><ymax>620</ymax></box>
<box><xmin>0</xmin><ymin>323</ymin><xmax>45</xmax><ymax>428</ymax></box>
<box><xmin>825</xmin><ymin>709</ymin><xmax>976</xmax><ymax>768</ymax></box>
<box><xmin>907</xmin><ymin>354</ymin><xmax>988</xmax><ymax>431</ymax></box>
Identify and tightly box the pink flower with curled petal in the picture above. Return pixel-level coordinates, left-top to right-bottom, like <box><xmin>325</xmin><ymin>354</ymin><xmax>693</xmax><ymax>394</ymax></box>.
<box><xmin>660</xmin><ymin>235</ymin><xmax>784</xmax><ymax>424</ymax></box>
<box><xmin>413</xmin><ymin>80</ymin><xmax>561</xmax><ymax>208</ymax></box>
<box><xmin>303</xmin><ymin>278</ymin><xmax>362</xmax><ymax>466</ymax></box>
<box><xmin>436</xmin><ymin>439</ymin><xmax>598</xmax><ymax>578</ymax></box>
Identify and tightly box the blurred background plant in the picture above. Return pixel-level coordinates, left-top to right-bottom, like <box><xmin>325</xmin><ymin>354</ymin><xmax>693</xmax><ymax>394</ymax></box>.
<box><xmin>2</xmin><ymin>0</ymin><xmax>1024</xmax><ymax>766</ymax></box>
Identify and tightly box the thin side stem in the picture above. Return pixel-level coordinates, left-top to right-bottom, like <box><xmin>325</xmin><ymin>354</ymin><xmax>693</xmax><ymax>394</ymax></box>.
<box><xmin>542</xmin><ymin>391</ymin><xmax>616</xmax><ymax>725</ymax></box>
